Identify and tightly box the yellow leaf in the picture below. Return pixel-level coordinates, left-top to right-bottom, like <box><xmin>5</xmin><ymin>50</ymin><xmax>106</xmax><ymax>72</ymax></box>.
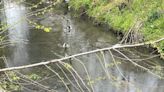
<box><xmin>36</xmin><ymin>25</ymin><xmax>41</xmax><ymax>29</ymax></box>
<box><xmin>44</xmin><ymin>28</ymin><xmax>50</xmax><ymax>32</ymax></box>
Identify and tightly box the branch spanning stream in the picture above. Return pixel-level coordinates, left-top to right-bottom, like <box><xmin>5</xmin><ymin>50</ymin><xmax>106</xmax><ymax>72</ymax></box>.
<box><xmin>0</xmin><ymin>38</ymin><xmax>163</xmax><ymax>73</ymax></box>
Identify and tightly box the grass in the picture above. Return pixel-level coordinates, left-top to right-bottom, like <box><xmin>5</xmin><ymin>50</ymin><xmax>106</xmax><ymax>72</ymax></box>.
<box><xmin>69</xmin><ymin>0</ymin><xmax>164</xmax><ymax>58</ymax></box>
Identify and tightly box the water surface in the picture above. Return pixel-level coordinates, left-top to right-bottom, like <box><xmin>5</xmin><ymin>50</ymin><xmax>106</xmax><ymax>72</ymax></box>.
<box><xmin>1</xmin><ymin>0</ymin><xmax>164</xmax><ymax>92</ymax></box>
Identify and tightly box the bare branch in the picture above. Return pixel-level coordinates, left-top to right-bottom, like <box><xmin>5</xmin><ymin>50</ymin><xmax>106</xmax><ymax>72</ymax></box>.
<box><xmin>0</xmin><ymin>38</ymin><xmax>163</xmax><ymax>72</ymax></box>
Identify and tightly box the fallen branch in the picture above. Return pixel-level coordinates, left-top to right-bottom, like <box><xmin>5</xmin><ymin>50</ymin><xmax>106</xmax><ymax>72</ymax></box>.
<box><xmin>0</xmin><ymin>38</ymin><xmax>163</xmax><ymax>72</ymax></box>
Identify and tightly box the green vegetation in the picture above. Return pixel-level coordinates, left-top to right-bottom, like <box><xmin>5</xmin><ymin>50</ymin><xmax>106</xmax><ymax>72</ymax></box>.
<box><xmin>69</xmin><ymin>0</ymin><xmax>164</xmax><ymax>58</ymax></box>
<box><xmin>0</xmin><ymin>71</ymin><xmax>41</xmax><ymax>91</ymax></box>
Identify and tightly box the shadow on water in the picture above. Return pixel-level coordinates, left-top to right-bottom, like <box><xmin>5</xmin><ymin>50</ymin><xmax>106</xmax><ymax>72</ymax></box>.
<box><xmin>0</xmin><ymin>0</ymin><xmax>164</xmax><ymax>92</ymax></box>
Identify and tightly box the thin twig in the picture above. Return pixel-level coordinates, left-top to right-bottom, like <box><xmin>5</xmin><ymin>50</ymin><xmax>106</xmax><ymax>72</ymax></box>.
<box><xmin>113</xmin><ymin>48</ymin><xmax>163</xmax><ymax>79</ymax></box>
<box><xmin>45</xmin><ymin>64</ymin><xmax>71</xmax><ymax>92</ymax></box>
<box><xmin>108</xmin><ymin>50</ymin><xmax>127</xmax><ymax>80</ymax></box>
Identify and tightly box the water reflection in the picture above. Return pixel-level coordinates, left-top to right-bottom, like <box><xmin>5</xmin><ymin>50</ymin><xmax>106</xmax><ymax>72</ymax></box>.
<box><xmin>4</xmin><ymin>0</ymin><xmax>29</xmax><ymax>67</ymax></box>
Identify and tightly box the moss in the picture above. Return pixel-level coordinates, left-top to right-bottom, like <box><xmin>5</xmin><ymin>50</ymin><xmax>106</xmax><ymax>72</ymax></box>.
<box><xmin>69</xmin><ymin>0</ymin><xmax>164</xmax><ymax>58</ymax></box>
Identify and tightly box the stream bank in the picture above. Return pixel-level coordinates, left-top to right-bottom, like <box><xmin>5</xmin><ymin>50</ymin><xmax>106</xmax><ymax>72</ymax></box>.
<box><xmin>68</xmin><ymin>0</ymin><xmax>164</xmax><ymax>59</ymax></box>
